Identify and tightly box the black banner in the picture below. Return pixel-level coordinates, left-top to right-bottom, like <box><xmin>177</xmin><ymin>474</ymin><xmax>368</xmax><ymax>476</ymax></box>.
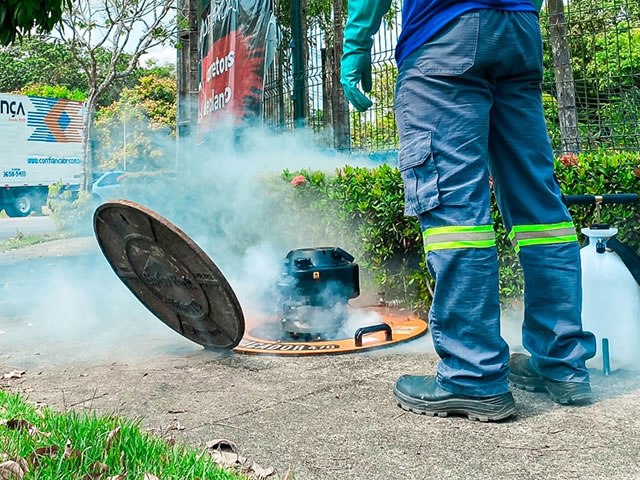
<box><xmin>197</xmin><ymin>0</ymin><xmax>275</xmax><ymax>135</ymax></box>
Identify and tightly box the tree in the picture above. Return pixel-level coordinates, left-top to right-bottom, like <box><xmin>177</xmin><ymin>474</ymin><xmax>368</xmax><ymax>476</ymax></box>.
<box><xmin>0</xmin><ymin>36</ymin><xmax>86</xmax><ymax>94</ymax></box>
<box><xmin>540</xmin><ymin>0</ymin><xmax>640</xmax><ymax>150</ymax></box>
<box><xmin>329</xmin><ymin>0</ymin><xmax>350</xmax><ymax>150</ymax></box>
<box><xmin>18</xmin><ymin>83</ymin><xmax>87</xmax><ymax>101</ymax></box>
<box><xmin>56</xmin><ymin>0</ymin><xmax>177</xmax><ymax>191</ymax></box>
<box><xmin>276</xmin><ymin>0</ymin><xmax>344</xmax><ymax>139</ymax></box>
<box><xmin>0</xmin><ymin>0</ymin><xmax>70</xmax><ymax>45</ymax></box>
<box><xmin>94</xmin><ymin>73</ymin><xmax>177</xmax><ymax>172</ymax></box>
<box><xmin>546</xmin><ymin>0</ymin><xmax>581</xmax><ymax>153</ymax></box>
<box><xmin>0</xmin><ymin>35</ymin><xmax>174</xmax><ymax>109</ymax></box>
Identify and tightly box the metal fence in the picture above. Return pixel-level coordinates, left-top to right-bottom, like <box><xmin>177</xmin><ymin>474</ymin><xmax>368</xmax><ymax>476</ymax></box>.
<box><xmin>263</xmin><ymin>0</ymin><xmax>640</xmax><ymax>154</ymax></box>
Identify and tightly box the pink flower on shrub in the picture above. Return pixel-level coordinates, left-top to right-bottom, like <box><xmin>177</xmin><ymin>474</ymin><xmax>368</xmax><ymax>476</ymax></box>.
<box><xmin>560</xmin><ymin>152</ymin><xmax>579</xmax><ymax>167</ymax></box>
<box><xmin>488</xmin><ymin>176</ymin><xmax>494</xmax><ymax>190</ymax></box>
<box><xmin>291</xmin><ymin>175</ymin><xmax>307</xmax><ymax>187</ymax></box>
<box><xmin>633</xmin><ymin>166</ymin><xmax>640</xmax><ymax>178</ymax></box>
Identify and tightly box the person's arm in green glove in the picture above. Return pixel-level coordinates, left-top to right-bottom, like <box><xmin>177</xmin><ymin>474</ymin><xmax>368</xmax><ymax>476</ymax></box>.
<box><xmin>341</xmin><ymin>0</ymin><xmax>392</xmax><ymax>112</ymax></box>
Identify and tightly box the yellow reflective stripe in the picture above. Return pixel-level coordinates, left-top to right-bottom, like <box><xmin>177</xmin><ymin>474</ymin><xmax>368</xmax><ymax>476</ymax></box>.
<box><xmin>511</xmin><ymin>221</ymin><xmax>575</xmax><ymax>233</ymax></box>
<box><xmin>509</xmin><ymin>222</ymin><xmax>577</xmax><ymax>251</ymax></box>
<box><xmin>424</xmin><ymin>232</ymin><xmax>495</xmax><ymax>245</ymax></box>
<box><xmin>423</xmin><ymin>225</ymin><xmax>496</xmax><ymax>252</ymax></box>
<box><xmin>509</xmin><ymin>221</ymin><xmax>575</xmax><ymax>240</ymax></box>
<box><xmin>424</xmin><ymin>225</ymin><xmax>494</xmax><ymax>237</ymax></box>
<box><xmin>515</xmin><ymin>228</ymin><xmax>576</xmax><ymax>242</ymax></box>
<box><xmin>514</xmin><ymin>235</ymin><xmax>578</xmax><ymax>253</ymax></box>
<box><xmin>425</xmin><ymin>239</ymin><xmax>497</xmax><ymax>252</ymax></box>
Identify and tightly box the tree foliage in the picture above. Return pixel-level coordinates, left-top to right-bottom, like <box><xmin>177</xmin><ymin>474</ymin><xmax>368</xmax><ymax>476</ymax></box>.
<box><xmin>345</xmin><ymin>0</ymin><xmax>640</xmax><ymax>152</ymax></box>
<box><xmin>0</xmin><ymin>0</ymin><xmax>70</xmax><ymax>45</ymax></box>
<box><xmin>54</xmin><ymin>0</ymin><xmax>177</xmax><ymax>190</ymax></box>
<box><xmin>0</xmin><ymin>37</ymin><xmax>85</xmax><ymax>93</ymax></box>
<box><xmin>94</xmin><ymin>73</ymin><xmax>177</xmax><ymax>172</ymax></box>
<box><xmin>18</xmin><ymin>83</ymin><xmax>87</xmax><ymax>101</ymax></box>
<box><xmin>0</xmin><ymin>35</ymin><xmax>175</xmax><ymax>108</ymax></box>
<box><xmin>539</xmin><ymin>0</ymin><xmax>640</xmax><ymax>149</ymax></box>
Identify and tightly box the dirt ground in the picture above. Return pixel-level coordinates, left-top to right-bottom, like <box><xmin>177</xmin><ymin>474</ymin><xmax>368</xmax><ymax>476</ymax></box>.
<box><xmin>2</xmin><ymin>240</ymin><xmax>640</xmax><ymax>480</ymax></box>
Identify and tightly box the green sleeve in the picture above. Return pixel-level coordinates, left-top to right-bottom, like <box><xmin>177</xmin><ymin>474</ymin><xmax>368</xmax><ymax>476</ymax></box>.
<box><xmin>343</xmin><ymin>0</ymin><xmax>393</xmax><ymax>52</ymax></box>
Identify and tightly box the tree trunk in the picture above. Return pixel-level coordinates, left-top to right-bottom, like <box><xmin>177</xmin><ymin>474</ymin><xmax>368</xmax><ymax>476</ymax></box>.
<box><xmin>548</xmin><ymin>0</ymin><xmax>580</xmax><ymax>153</ymax></box>
<box><xmin>82</xmin><ymin>95</ymin><xmax>96</xmax><ymax>193</ymax></box>
<box><xmin>331</xmin><ymin>0</ymin><xmax>350</xmax><ymax>151</ymax></box>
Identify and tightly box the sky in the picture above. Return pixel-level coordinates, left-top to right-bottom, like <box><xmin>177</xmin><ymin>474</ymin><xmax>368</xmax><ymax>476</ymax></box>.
<box><xmin>142</xmin><ymin>44</ymin><xmax>177</xmax><ymax>66</ymax></box>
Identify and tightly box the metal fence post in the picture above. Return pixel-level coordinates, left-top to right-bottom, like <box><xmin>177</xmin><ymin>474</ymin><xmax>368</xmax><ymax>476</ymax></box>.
<box><xmin>291</xmin><ymin>0</ymin><xmax>307</xmax><ymax>127</ymax></box>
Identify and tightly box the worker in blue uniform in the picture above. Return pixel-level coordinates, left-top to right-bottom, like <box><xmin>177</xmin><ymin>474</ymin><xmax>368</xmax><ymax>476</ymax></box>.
<box><xmin>341</xmin><ymin>0</ymin><xmax>597</xmax><ymax>421</ymax></box>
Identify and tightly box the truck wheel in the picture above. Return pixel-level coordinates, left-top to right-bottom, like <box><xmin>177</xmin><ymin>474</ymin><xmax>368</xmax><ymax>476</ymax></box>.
<box><xmin>5</xmin><ymin>193</ymin><xmax>33</xmax><ymax>218</ymax></box>
<box><xmin>30</xmin><ymin>194</ymin><xmax>46</xmax><ymax>216</ymax></box>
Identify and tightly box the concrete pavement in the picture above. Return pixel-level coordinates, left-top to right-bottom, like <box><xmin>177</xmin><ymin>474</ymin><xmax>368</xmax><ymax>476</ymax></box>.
<box><xmin>1</xmin><ymin>239</ymin><xmax>639</xmax><ymax>480</ymax></box>
<box><xmin>0</xmin><ymin>216</ymin><xmax>56</xmax><ymax>241</ymax></box>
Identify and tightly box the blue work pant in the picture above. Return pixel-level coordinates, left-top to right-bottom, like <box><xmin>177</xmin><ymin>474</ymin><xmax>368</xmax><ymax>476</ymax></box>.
<box><xmin>395</xmin><ymin>9</ymin><xmax>596</xmax><ymax>396</ymax></box>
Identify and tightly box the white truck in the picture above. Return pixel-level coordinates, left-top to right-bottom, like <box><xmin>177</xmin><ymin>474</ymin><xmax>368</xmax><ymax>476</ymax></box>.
<box><xmin>0</xmin><ymin>93</ymin><xmax>84</xmax><ymax>217</ymax></box>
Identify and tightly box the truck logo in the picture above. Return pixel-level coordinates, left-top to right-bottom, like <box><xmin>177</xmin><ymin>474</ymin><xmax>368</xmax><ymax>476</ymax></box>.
<box><xmin>27</xmin><ymin>98</ymin><xmax>83</xmax><ymax>143</ymax></box>
<box><xmin>0</xmin><ymin>100</ymin><xmax>26</xmax><ymax>118</ymax></box>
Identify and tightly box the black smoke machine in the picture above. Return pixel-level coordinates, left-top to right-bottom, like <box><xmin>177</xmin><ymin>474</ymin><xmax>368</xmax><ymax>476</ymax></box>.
<box><xmin>276</xmin><ymin>247</ymin><xmax>360</xmax><ymax>339</ymax></box>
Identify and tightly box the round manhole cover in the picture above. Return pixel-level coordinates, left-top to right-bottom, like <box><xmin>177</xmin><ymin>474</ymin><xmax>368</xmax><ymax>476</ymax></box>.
<box><xmin>94</xmin><ymin>200</ymin><xmax>245</xmax><ymax>350</ymax></box>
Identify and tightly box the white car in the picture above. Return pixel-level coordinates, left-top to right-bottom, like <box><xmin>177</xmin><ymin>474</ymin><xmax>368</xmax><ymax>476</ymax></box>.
<box><xmin>92</xmin><ymin>171</ymin><xmax>125</xmax><ymax>203</ymax></box>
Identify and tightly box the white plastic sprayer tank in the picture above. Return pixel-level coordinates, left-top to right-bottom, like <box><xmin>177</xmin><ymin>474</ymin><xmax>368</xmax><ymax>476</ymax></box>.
<box><xmin>581</xmin><ymin>227</ymin><xmax>640</xmax><ymax>371</ymax></box>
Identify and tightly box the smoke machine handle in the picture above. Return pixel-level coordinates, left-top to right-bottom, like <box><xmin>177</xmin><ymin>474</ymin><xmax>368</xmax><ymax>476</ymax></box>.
<box><xmin>354</xmin><ymin>324</ymin><xmax>393</xmax><ymax>347</ymax></box>
<box><xmin>331</xmin><ymin>247</ymin><xmax>355</xmax><ymax>263</ymax></box>
<box><xmin>563</xmin><ymin>194</ymin><xmax>639</xmax><ymax>206</ymax></box>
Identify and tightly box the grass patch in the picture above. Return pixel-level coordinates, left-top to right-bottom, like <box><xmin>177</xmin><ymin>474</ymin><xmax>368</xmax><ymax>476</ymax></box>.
<box><xmin>0</xmin><ymin>391</ymin><xmax>245</xmax><ymax>479</ymax></box>
<box><xmin>0</xmin><ymin>232</ymin><xmax>65</xmax><ymax>251</ymax></box>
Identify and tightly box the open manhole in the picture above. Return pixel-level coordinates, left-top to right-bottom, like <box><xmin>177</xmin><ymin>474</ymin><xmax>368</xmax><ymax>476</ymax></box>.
<box><xmin>94</xmin><ymin>200</ymin><xmax>428</xmax><ymax>356</ymax></box>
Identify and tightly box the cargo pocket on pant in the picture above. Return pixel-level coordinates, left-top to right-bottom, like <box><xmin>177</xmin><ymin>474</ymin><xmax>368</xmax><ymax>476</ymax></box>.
<box><xmin>399</xmin><ymin>131</ymin><xmax>440</xmax><ymax>217</ymax></box>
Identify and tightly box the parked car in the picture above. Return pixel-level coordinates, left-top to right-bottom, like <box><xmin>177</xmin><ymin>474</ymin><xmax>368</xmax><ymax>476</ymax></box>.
<box><xmin>92</xmin><ymin>171</ymin><xmax>125</xmax><ymax>203</ymax></box>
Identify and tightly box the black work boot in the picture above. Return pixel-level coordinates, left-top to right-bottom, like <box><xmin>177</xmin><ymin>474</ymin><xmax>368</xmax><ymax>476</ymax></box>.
<box><xmin>509</xmin><ymin>353</ymin><xmax>593</xmax><ymax>405</ymax></box>
<box><xmin>393</xmin><ymin>375</ymin><xmax>516</xmax><ymax>422</ymax></box>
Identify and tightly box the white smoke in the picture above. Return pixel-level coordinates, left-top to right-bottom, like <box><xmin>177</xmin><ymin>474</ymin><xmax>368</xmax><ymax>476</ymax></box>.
<box><xmin>0</xmin><ymin>124</ymin><xmax>395</xmax><ymax>367</ymax></box>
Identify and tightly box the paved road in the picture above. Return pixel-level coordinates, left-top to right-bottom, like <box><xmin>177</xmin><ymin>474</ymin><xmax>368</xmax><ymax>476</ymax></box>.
<box><xmin>0</xmin><ymin>216</ymin><xmax>55</xmax><ymax>241</ymax></box>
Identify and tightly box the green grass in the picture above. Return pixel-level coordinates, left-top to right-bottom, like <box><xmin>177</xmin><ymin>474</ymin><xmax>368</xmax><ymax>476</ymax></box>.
<box><xmin>0</xmin><ymin>231</ymin><xmax>64</xmax><ymax>251</ymax></box>
<box><xmin>0</xmin><ymin>391</ymin><xmax>245</xmax><ymax>479</ymax></box>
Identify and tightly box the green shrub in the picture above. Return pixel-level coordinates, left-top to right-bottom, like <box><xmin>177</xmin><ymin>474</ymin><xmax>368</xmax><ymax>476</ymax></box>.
<box><xmin>281</xmin><ymin>151</ymin><xmax>640</xmax><ymax>310</ymax></box>
<box><xmin>47</xmin><ymin>182</ymin><xmax>94</xmax><ymax>236</ymax></box>
<box><xmin>556</xmin><ymin>150</ymin><xmax>640</xmax><ymax>248</ymax></box>
<box><xmin>281</xmin><ymin>165</ymin><xmax>430</xmax><ymax>311</ymax></box>
<box><xmin>18</xmin><ymin>84</ymin><xmax>87</xmax><ymax>101</ymax></box>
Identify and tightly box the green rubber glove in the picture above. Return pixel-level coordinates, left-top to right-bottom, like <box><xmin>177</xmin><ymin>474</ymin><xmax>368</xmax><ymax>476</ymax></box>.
<box><xmin>341</xmin><ymin>0</ymin><xmax>391</xmax><ymax>112</ymax></box>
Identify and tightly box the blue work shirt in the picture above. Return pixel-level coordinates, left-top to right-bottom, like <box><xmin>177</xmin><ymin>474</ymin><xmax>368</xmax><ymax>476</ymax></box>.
<box><xmin>396</xmin><ymin>0</ymin><xmax>537</xmax><ymax>66</ymax></box>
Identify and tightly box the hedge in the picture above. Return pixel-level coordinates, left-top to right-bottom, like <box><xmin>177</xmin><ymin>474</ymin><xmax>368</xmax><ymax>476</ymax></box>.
<box><xmin>279</xmin><ymin>150</ymin><xmax>640</xmax><ymax>310</ymax></box>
